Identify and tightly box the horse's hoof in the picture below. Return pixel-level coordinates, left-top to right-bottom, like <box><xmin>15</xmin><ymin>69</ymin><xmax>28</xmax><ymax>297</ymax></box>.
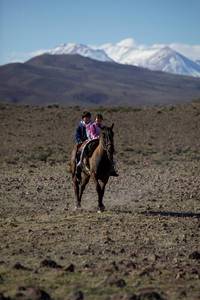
<box><xmin>75</xmin><ymin>205</ymin><xmax>81</xmax><ymax>211</ymax></box>
<box><xmin>97</xmin><ymin>206</ymin><xmax>105</xmax><ymax>213</ymax></box>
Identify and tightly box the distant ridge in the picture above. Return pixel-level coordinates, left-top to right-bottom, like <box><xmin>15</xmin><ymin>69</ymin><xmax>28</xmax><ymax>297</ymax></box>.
<box><xmin>0</xmin><ymin>54</ymin><xmax>200</xmax><ymax>106</ymax></box>
<box><xmin>30</xmin><ymin>39</ymin><xmax>200</xmax><ymax>77</ymax></box>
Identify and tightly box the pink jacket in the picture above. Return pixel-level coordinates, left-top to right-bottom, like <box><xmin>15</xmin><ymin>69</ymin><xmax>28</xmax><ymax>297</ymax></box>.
<box><xmin>85</xmin><ymin>121</ymin><xmax>93</xmax><ymax>139</ymax></box>
<box><xmin>89</xmin><ymin>122</ymin><xmax>103</xmax><ymax>139</ymax></box>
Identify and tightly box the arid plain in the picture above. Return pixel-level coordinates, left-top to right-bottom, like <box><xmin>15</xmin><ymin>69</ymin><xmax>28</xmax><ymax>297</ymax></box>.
<box><xmin>0</xmin><ymin>102</ymin><xmax>200</xmax><ymax>300</ymax></box>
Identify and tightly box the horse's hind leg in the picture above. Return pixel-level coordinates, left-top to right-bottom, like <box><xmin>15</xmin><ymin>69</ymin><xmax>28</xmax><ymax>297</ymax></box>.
<box><xmin>72</xmin><ymin>176</ymin><xmax>81</xmax><ymax>209</ymax></box>
<box><xmin>73</xmin><ymin>174</ymin><xmax>90</xmax><ymax>210</ymax></box>
<box><xmin>79</xmin><ymin>174</ymin><xmax>90</xmax><ymax>203</ymax></box>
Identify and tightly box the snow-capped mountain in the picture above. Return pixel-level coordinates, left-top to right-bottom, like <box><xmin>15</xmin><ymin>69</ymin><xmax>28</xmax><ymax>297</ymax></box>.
<box><xmin>44</xmin><ymin>43</ymin><xmax>113</xmax><ymax>62</ymax></box>
<box><xmin>99</xmin><ymin>39</ymin><xmax>200</xmax><ymax>77</ymax></box>
<box><xmin>136</xmin><ymin>46</ymin><xmax>200</xmax><ymax>77</ymax></box>
<box><xmin>32</xmin><ymin>39</ymin><xmax>200</xmax><ymax>77</ymax></box>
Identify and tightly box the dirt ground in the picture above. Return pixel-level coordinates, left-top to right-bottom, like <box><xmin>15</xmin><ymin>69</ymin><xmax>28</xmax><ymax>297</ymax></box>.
<box><xmin>0</xmin><ymin>103</ymin><xmax>200</xmax><ymax>300</ymax></box>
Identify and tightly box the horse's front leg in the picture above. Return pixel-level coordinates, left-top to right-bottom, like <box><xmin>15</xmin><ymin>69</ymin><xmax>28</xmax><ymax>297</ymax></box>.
<box><xmin>95</xmin><ymin>177</ymin><xmax>108</xmax><ymax>212</ymax></box>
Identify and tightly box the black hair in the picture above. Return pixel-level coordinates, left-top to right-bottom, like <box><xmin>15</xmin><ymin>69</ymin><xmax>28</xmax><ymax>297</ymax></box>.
<box><xmin>82</xmin><ymin>111</ymin><xmax>91</xmax><ymax>119</ymax></box>
<box><xmin>95</xmin><ymin>113</ymin><xmax>103</xmax><ymax>120</ymax></box>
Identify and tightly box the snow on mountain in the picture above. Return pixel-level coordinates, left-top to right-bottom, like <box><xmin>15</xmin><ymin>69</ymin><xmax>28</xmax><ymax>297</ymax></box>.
<box><xmin>139</xmin><ymin>47</ymin><xmax>200</xmax><ymax>77</ymax></box>
<box><xmin>30</xmin><ymin>39</ymin><xmax>200</xmax><ymax>77</ymax></box>
<box><xmin>196</xmin><ymin>60</ymin><xmax>200</xmax><ymax>65</ymax></box>
<box><xmin>45</xmin><ymin>43</ymin><xmax>113</xmax><ymax>62</ymax></box>
<box><xmin>99</xmin><ymin>39</ymin><xmax>158</xmax><ymax>66</ymax></box>
<box><xmin>99</xmin><ymin>39</ymin><xmax>200</xmax><ymax>77</ymax></box>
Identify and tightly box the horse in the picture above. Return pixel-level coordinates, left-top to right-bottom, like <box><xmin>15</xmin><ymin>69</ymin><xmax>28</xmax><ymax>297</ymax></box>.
<box><xmin>70</xmin><ymin>124</ymin><xmax>115</xmax><ymax>212</ymax></box>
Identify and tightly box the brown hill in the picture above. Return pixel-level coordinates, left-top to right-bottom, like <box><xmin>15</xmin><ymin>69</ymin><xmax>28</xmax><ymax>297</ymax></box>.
<box><xmin>0</xmin><ymin>54</ymin><xmax>200</xmax><ymax>105</ymax></box>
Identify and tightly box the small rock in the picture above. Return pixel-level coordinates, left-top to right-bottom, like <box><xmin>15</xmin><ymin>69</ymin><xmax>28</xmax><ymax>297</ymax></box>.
<box><xmin>29</xmin><ymin>164</ymin><xmax>37</xmax><ymax>168</ymax></box>
<box><xmin>115</xmin><ymin>279</ymin><xmax>126</xmax><ymax>288</ymax></box>
<box><xmin>13</xmin><ymin>262</ymin><xmax>30</xmax><ymax>271</ymax></box>
<box><xmin>15</xmin><ymin>287</ymin><xmax>51</xmax><ymax>300</ymax></box>
<box><xmin>147</xmin><ymin>254</ymin><xmax>158</xmax><ymax>262</ymax></box>
<box><xmin>110</xmin><ymin>294</ymin><xmax>137</xmax><ymax>300</ymax></box>
<box><xmin>139</xmin><ymin>267</ymin><xmax>154</xmax><ymax>277</ymax></box>
<box><xmin>126</xmin><ymin>261</ymin><xmax>137</xmax><ymax>270</ymax></box>
<box><xmin>82</xmin><ymin>262</ymin><xmax>93</xmax><ymax>269</ymax></box>
<box><xmin>65</xmin><ymin>263</ymin><xmax>75</xmax><ymax>272</ymax></box>
<box><xmin>175</xmin><ymin>271</ymin><xmax>185</xmax><ymax>279</ymax></box>
<box><xmin>111</xmin><ymin>261</ymin><xmax>119</xmax><ymax>271</ymax></box>
<box><xmin>107</xmin><ymin>276</ymin><xmax>126</xmax><ymax>288</ymax></box>
<box><xmin>179</xmin><ymin>290</ymin><xmax>187</xmax><ymax>297</ymax></box>
<box><xmin>67</xmin><ymin>290</ymin><xmax>84</xmax><ymax>300</ymax></box>
<box><xmin>0</xmin><ymin>293</ymin><xmax>11</xmax><ymax>300</ymax></box>
<box><xmin>40</xmin><ymin>259</ymin><xmax>62</xmax><ymax>269</ymax></box>
<box><xmin>189</xmin><ymin>251</ymin><xmax>200</xmax><ymax>260</ymax></box>
<box><xmin>137</xmin><ymin>291</ymin><xmax>164</xmax><ymax>300</ymax></box>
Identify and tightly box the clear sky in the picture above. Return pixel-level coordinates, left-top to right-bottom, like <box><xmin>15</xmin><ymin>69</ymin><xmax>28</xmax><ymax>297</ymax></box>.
<box><xmin>0</xmin><ymin>0</ymin><xmax>200</xmax><ymax>64</ymax></box>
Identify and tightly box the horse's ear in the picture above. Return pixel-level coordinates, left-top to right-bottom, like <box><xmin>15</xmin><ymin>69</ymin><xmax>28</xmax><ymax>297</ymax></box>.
<box><xmin>111</xmin><ymin>123</ymin><xmax>114</xmax><ymax>130</ymax></box>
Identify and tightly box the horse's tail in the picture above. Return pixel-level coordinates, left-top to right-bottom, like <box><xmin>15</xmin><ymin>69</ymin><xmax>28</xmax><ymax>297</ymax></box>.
<box><xmin>70</xmin><ymin>160</ymin><xmax>76</xmax><ymax>177</ymax></box>
<box><xmin>67</xmin><ymin>160</ymin><xmax>74</xmax><ymax>174</ymax></box>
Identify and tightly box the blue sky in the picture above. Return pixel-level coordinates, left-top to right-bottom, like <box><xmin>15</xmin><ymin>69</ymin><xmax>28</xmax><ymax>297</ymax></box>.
<box><xmin>0</xmin><ymin>0</ymin><xmax>200</xmax><ymax>64</ymax></box>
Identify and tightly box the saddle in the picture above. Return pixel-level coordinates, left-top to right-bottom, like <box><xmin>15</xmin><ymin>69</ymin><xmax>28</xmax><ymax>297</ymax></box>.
<box><xmin>76</xmin><ymin>139</ymin><xmax>99</xmax><ymax>172</ymax></box>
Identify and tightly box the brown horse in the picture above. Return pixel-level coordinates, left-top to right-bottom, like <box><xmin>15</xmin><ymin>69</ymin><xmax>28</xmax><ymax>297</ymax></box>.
<box><xmin>70</xmin><ymin>124</ymin><xmax>115</xmax><ymax>212</ymax></box>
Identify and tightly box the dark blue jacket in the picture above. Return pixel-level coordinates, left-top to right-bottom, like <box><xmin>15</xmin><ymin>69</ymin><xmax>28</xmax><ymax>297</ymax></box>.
<box><xmin>75</xmin><ymin>121</ymin><xmax>88</xmax><ymax>144</ymax></box>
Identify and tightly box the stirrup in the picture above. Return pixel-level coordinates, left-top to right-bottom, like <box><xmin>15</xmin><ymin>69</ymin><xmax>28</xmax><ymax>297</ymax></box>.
<box><xmin>84</xmin><ymin>165</ymin><xmax>90</xmax><ymax>175</ymax></box>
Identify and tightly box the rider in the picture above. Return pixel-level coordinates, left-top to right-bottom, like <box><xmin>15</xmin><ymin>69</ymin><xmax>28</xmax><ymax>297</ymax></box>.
<box><xmin>77</xmin><ymin>113</ymin><xmax>118</xmax><ymax>177</ymax></box>
<box><xmin>89</xmin><ymin>113</ymin><xmax>104</xmax><ymax>139</ymax></box>
<box><xmin>72</xmin><ymin>111</ymin><xmax>92</xmax><ymax>178</ymax></box>
<box><xmin>75</xmin><ymin>111</ymin><xmax>92</xmax><ymax>144</ymax></box>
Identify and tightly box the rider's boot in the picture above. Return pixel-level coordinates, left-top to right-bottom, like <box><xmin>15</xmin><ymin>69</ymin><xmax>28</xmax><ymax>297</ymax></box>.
<box><xmin>110</xmin><ymin>162</ymin><xmax>119</xmax><ymax>177</ymax></box>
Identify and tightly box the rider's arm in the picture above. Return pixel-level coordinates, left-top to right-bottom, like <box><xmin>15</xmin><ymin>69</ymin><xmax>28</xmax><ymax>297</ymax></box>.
<box><xmin>75</xmin><ymin>125</ymin><xmax>82</xmax><ymax>144</ymax></box>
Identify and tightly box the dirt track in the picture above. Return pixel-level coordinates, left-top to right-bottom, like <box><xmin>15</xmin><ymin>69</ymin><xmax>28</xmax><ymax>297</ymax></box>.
<box><xmin>0</xmin><ymin>103</ymin><xmax>200</xmax><ymax>300</ymax></box>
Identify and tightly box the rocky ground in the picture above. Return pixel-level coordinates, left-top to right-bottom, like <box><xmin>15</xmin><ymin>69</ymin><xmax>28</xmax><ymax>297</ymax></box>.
<box><xmin>0</xmin><ymin>102</ymin><xmax>200</xmax><ymax>300</ymax></box>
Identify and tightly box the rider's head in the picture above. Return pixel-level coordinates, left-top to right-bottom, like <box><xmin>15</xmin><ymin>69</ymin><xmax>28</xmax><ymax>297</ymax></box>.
<box><xmin>82</xmin><ymin>111</ymin><xmax>91</xmax><ymax>124</ymax></box>
<box><xmin>95</xmin><ymin>113</ymin><xmax>103</xmax><ymax>124</ymax></box>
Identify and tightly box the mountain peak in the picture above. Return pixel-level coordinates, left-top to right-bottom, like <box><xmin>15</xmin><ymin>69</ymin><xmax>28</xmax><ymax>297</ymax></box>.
<box><xmin>145</xmin><ymin>46</ymin><xmax>200</xmax><ymax>76</ymax></box>
<box><xmin>158</xmin><ymin>46</ymin><xmax>176</xmax><ymax>54</ymax></box>
<box><xmin>116</xmin><ymin>38</ymin><xmax>136</xmax><ymax>48</ymax></box>
<box><xmin>43</xmin><ymin>42</ymin><xmax>113</xmax><ymax>62</ymax></box>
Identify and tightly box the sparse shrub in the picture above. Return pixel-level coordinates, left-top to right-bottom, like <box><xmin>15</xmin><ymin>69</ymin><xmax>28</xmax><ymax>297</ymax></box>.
<box><xmin>47</xmin><ymin>104</ymin><xmax>59</xmax><ymax>108</ymax></box>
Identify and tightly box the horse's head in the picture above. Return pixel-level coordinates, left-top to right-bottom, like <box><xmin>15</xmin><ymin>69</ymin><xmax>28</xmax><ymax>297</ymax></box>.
<box><xmin>100</xmin><ymin>124</ymin><xmax>115</xmax><ymax>160</ymax></box>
